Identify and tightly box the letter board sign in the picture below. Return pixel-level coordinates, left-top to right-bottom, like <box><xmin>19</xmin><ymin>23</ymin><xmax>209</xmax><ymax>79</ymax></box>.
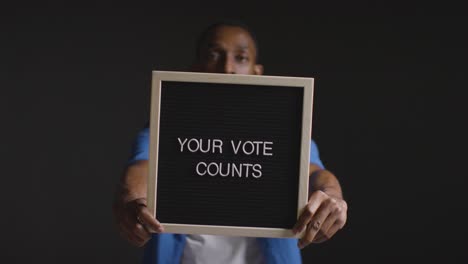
<box><xmin>148</xmin><ymin>71</ymin><xmax>314</xmax><ymax>237</ymax></box>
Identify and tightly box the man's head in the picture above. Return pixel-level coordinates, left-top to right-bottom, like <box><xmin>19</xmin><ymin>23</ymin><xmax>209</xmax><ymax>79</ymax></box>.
<box><xmin>192</xmin><ymin>21</ymin><xmax>263</xmax><ymax>75</ymax></box>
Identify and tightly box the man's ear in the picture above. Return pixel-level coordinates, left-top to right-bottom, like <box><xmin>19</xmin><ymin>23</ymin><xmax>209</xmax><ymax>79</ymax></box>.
<box><xmin>254</xmin><ymin>64</ymin><xmax>264</xmax><ymax>75</ymax></box>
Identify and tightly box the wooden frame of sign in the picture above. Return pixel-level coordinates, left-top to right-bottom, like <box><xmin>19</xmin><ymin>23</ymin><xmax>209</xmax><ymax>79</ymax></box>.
<box><xmin>148</xmin><ymin>70</ymin><xmax>314</xmax><ymax>238</ymax></box>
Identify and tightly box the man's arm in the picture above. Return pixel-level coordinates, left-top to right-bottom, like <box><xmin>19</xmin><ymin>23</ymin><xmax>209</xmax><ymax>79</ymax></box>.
<box><xmin>113</xmin><ymin>160</ymin><xmax>164</xmax><ymax>247</ymax></box>
<box><xmin>308</xmin><ymin>163</ymin><xmax>343</xmax><ymax>199</ymax></box>
<box><xmin>293</xmin><ymin>164</ymin><xmax>348</xmax><ymax>248</ymax></box>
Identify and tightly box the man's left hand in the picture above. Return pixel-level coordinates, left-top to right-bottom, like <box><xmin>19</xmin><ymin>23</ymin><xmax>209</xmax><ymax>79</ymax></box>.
<box><xmin>293</xmin><ymin>190</ymin><xmax>348</xmax><ymax>248</ymax></box>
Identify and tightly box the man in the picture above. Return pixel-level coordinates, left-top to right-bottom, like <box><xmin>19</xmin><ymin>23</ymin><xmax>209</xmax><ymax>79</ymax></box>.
<box><xmin>113</xmin><ymin>21</ymin><xmax>348</xmax><ymax>263</ymax></box>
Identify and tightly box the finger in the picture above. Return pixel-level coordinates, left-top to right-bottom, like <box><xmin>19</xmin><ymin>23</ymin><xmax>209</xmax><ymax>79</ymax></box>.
<box><xmin>132</xmin><ymin>223</ymin><xmax>152</xmax><ymax>242</ymax></box>
<box><xmin>312</xmin><ymin>200</ymin><xmax>347</xmax><ymax>244</ymax></box>
<box><xmin>128</xmin><ymin>232</ymin><xmax>148</xmax><ymax>248</ymax></box>
<box><xmin>326</xmin><ymin>221</ymin><xmax>342</xmax><ymax>239</ymax></box>
<box><xmin>317</xmin><ymin>210</ymin><xmax>339</xmax><ymax>237</ymax></box>
<box><xmin>293</xmin><ymin>191</ymin><xmax>326</xmax><ymax>234</ymax></box>
<box><xmin>119</xmin><ymin>224</ymin><xmax>147</xmax><ymax>247</ymax></box>
<box><xmin>125</xmin><ymin>229</ymin><xmax>145</xmax><ymax>246</ymax></box>
<box><xmin>114</xmin><ymin>202</ymin><xmax>135</xmax><ymax>230</ymax></box>
<box><xmin>115</xmin><ymin>199</ymin><xmax>154</xmax><ymax>246</ymax></box>
<box><xmin>322</xmin><ymin>201</ymin><xmax>347</xmax><ymax>239</ymax></box>
<box><xmin>298</xmin><ymin>204</ymin><xmax>331</xmax><ymax>249</ymax></box>
<box><xmin>311</xmin><ymin>215</ymin><xmax>339</xmax><ymax>244</ymax></box>
<box><xmin>311</xmin><ymin>231</ymin><xmax>327</xmax><ymax>244</ymax></box>
<box><xmin>138</xmin><ymin>206</ymin><xmax>164</xmax><ymax>233</ymax></box>
<box><xmin>120</xmin><ymin>211</ymin><xmax>152</xmax><ymax>241</ymax></box>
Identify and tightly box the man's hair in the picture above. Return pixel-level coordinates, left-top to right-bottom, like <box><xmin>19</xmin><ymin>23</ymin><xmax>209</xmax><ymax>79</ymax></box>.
<box><xmin>195</xmin><ymin>20</ymin><xmax>260</xmax><ymax>62</ymax></box>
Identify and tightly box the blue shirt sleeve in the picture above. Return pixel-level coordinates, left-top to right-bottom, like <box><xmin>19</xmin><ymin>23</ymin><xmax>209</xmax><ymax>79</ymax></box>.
<box><xmin>310</xmin><ymin>140</ymin><xmax>325</xmax><ymax>169</ymax></box>
<box><xmin>127</xmin><ymin>127</ymin><xmax>325</xmax><ymax>170</ymax></box>
<box><xmin>127</xmin><ymin>127</ymin><xmax>150</xmax><ymax>165</ymax></box>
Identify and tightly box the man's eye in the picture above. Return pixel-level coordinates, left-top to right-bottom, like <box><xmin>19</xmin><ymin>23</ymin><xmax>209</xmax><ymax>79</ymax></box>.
<box><xmin>235</xmin><ymin>55</ymin><xmax>249</xmax><ymax>63</ymax></box>
<box><xmin>207</xmin><ymin>51</ymin><xmax>220</xmax><ymax>60</ymax></box>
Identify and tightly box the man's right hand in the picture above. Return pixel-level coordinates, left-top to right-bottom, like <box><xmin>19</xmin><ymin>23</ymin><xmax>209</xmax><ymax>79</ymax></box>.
<box><xmin>113</xmin><ymin>161</ymin><xmax>164</xmax><ymax>247</ymax></box>
<box><xmin>113</xmin><ymin>197</ymin><xmax>164</xmax><ymax>247</ymax></box>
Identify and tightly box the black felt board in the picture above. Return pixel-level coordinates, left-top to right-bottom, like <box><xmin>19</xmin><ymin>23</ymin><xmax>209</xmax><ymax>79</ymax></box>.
<box><xmin>155</xmin><ymin>81</ymin><xmax>304</xmax><ymax>228</ymax></box>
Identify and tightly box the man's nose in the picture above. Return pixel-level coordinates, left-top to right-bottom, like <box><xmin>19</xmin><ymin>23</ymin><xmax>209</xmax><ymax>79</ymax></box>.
<box><xmin>222</xmin><ymin>56</ymin><xmax>235</xmax><ymax>74</ymax></box>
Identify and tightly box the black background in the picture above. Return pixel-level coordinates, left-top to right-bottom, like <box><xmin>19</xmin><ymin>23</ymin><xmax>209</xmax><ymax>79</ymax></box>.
<box><xmin>2</xmin><ymin>0</ymin><xmax>466</xmax><ymax>263</ymax></box>
<box><xmin>157</xmin><ymin>81</ymin><xmax>303</xmax><ymax>228</ymax></box>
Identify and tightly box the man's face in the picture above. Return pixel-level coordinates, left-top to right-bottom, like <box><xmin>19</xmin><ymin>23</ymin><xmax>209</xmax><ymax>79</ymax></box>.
<box><xmin>194</xmin><ymin>25</ymin><xmax>263</xmax><ymax>75</ymax></box>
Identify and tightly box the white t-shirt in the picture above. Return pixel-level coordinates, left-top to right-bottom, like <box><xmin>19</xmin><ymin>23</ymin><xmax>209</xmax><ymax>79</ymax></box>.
<box><xmin>181</xmin><ymin>235</ymin><xmax>264</xmax><ymax>264</ymax></box>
